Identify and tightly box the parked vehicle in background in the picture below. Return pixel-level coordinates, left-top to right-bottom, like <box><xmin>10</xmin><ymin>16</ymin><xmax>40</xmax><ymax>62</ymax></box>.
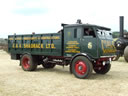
<box><xmin>114</xmin><ymin>16</ymin><xmax>128</xmax><ymax>62</ymax></box>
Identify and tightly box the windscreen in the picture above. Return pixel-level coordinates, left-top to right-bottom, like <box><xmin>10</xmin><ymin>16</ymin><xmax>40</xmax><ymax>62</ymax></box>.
<box><xmin>97</xmin><ymin>28</ymin><xmax>112</xmax><ymax>39</ymax></box>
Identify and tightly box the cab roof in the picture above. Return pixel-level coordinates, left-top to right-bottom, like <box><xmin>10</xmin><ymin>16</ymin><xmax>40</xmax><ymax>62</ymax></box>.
<box><xmin>61</xmin><ymin>23</ymin><xmax>111</xmax><ymax>31</ymax></box>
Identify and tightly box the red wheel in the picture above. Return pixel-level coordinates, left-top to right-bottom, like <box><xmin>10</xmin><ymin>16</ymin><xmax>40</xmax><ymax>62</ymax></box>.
<box><xmin>94</xmin><ymin>63</ymin><xmax>111</xmax><ymax>74</ymax></box>
<box><xmin>71</xmin><ymin>56</ymin><xmax>93</xmax><ymax>79</ymax></box>
<box><xmin>22</xmin><ymin>56</ymin><xmax>30</xmax><ymax>69</ymax></box>
<box><xmin>75</xmin><ymin>61</ymin><xmax>87</xmax><ymax>75</ymax></box>
<box><xmin>20</xmin><ymin>54</ymin><xmax>37</xmax><ymax>71</ymax></box>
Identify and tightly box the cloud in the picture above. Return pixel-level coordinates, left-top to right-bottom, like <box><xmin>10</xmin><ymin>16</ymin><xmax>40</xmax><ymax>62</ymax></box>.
<box><xmin>11</xmin><ymin>0</ymin><xmax>49</xmax><ymax>16</ymax></box>
<box><xmin>13</xmin><ymin>8</ymin><xmax>48</xmax><ymax>16</ymax></box>
<box><xmin>0</xmin><ymin>0</ymin><xmax>128</xmax><ymax>38</ymax></box>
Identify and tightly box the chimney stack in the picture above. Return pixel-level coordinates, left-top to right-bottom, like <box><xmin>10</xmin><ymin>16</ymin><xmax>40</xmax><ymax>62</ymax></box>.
<box><xmin>120</xmin><ymin>16</ymin><xmax>124</xmax><ymax>38</ymax></box>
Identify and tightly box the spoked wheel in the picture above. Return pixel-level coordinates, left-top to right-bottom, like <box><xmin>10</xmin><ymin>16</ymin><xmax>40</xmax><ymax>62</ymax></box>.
<box><xmin>42</xmin><ymin>62</ymin><xmax>56</xmax><ymax>69</ymax></box>
<box><xmin>94</xmin><ymin>63</ymin><xmax>111</xmax><ymax>74</ymax></box>
<box><xmin>20</xmin><ymin>54</ymin><xmax>37</xmax><ymax>71</ymax></box>
<box><xmin>71</xmin><ymin>56</ymin><xmax>93</xmax><ymax>79</ymax></box>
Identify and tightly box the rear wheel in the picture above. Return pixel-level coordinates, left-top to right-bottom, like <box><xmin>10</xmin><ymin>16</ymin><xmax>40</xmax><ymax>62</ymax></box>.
<box><xmin>94</xmin><ymin>63</ymin><xmax>111</xmax><ymax>74</ymax></box>
<box><xmin>71</xmin><ymin>56</ymin><xmax>93</xmax><ymax>79</ymax></box>
<box><xmin>20</xmin><ymin>54</ymin><xmax>37</xmax><ymax>71</ymax></box>
<box><xmin>42</xmin><ymin>62</ymin><xmax>56</xmax><ymax>69</ymax></box>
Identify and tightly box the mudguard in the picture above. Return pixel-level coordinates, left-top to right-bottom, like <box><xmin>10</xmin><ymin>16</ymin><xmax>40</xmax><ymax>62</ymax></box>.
<box><xmin>70</xmin><ymin>53</ymin><xmax>93</xmax><ymax>73</ymax></box>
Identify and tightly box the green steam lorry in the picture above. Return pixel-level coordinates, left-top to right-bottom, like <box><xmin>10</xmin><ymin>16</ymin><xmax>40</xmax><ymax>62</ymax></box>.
<box><xmin>8</xmin><ymin>20</ymin><xmax>116</xmax><ymax>79</ymax></box>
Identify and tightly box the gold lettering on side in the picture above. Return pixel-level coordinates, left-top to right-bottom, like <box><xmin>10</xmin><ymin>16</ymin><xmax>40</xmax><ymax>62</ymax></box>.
<box><xmin>15</xmin><ymin>37</ymin><xmax>22</xmax><ymax>40</ymax></box>
<box><xmin>38</xmin><ymin>37</ymin><xmax>40</xmax><ymax>40</ymax></box>
<box><xmin>67</xmin><ymin>41</ymin><xmax>79</xmax><ymax>45</ymax></box>
<box><xmin>65</xmin><ymin>49</ymin><xmax>80</xmax><ymax>53</ymax></box>
<box><xmin>24</xmin><ymin>44</ymin><xmax>26</xmax><ymax>48</ymax></box>
<box><xmin>32</xmin><ymin>37</ymin><xmax>37</xmax><ymax>40</ymax></box>
<box><xmin>46</xmin><ymin>44</ymin><xmax>51</xmax><ymax>48</ymax></box>
<box><xmin>35</xmin><ymin>44</ymin><xmax>40</xmax><ymax>48</ymax></box>
<box><xmin>19</xmin><ymin>44</ymin><xmax>22</xmax><ymax>48</ymax></box>
<box><xmin>9</xmin><ymin>38</ymin><xmax>13</xmax><ymax>40</ymax></box>
<box><xmin>28</xmin><ymin>44</ymin><xmax>30</xmax><ymax>48</ymax></box>
<box><xmin>31</xmin><ymin>44</ymin><xmax>35</xmax><ymax>48</ymax></box>
<box><xmin>16</xmin><ymin>44</ymin><xmax>18</xmax><ymax>48</ymax></box>
<box><xmin>65</xmin><ymin>41</ymin><xmax>80</xmax><ymax>53</ymax></box>
<box><xmin>22</xmin><ymin>36</ymin><xmax>60</xmax><ymax>40</ymax></box>
<box><xmin>13</xmin><ymin>43</ymin><xmax>56</xmax><ymax>49</ymax></box>
<box><xmin>12</xmin><ymin>44</ymin><xmax>15</xmax><ymax>48</ymax></box>
<box><xmin>101</xmin><ymin>40</ymin><xmax>116</xmax><ymax>53</ymax></box>
<box><xmin>41</xmin><ymin>36</ymin><xmax>60</xmax><ymax>40</ymax></box>
<box><xmin>51</xmin><ymin>36</ymin><xmax>60</xmax><ymax>39</ymax></box>
<box><xmin>41</xmin><ymin>44</ymin><xmax>44</xmax><ymax>48</ymax></box>
<box><xmin>51</xmin><ymin>44</ymin><xmax>56</xmax><ymax>49</ymax></box>
<box><xmin>24</xmin><ymin>37</ymin><xmax>31</xmax><ymax>40</ymax></box>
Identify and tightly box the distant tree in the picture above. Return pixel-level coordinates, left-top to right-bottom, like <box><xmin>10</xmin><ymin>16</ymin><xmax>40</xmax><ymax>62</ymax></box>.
<box><xmin>0</xmin><ymin>38</ymin><xmax>7</xmax><ymax>45</ymax></box>
<box><xmin>112</xmin><ymin>29</ymin><xmax>128</xmax><ymax>38</ymax></box>
<box><xmin>112</xmin><ymin>31</ymin><xmax>119</xmax><ymax>38</ymax></box>
<box><xmin>0</xmin><ymin>38</ymin><xmax>8</xmax><ymax>52</ymax></box>
<box><xmin>124</xmin><ymin>29</ymin><xmax>128</xmax><ymax>33</ymax></box>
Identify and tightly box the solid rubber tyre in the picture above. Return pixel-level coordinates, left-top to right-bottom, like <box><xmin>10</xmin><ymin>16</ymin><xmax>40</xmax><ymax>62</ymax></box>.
<box><xmin>94</xmin><ymin>63</ymin><xmax>111</xmax><ymax>74</ymax></box>
<box><xmin>124</xmin><ymin>46</ymin><xmax>128</xmax><ymax>62</ymax></box>
<box><xmin>20</xmin><ymin>54</ymin><xmax>37</xmax><ymax>71</ymax></box>
<box><xmin>71</xmin><ymin>56</ymin><xmax>93</xmax><ymax>79</ymax></box>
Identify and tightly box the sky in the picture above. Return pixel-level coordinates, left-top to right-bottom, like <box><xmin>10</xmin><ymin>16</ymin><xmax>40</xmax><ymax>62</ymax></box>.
<box><xmin>0</xmin><ymin>0</ymin><xmax>128</xmax><ymax>38</ymax></box>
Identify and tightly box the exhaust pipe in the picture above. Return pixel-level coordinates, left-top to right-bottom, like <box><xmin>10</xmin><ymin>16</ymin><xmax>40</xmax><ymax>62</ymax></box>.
<box><xmin>120</xmin><ymin>16</ymin><xmax>124</xmax><ymax>38</ymax></box>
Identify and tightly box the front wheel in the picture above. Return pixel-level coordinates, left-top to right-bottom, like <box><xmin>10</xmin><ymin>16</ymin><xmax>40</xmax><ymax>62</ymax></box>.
<box><xmin>71</xmin><ymin>56</ymin><xmax>93</xmax><ymax>79</ymax></box>
<box><xmin>94</xmin><ymin>63</ymin><xmax>111</xmax><ymax>74</ymax></box>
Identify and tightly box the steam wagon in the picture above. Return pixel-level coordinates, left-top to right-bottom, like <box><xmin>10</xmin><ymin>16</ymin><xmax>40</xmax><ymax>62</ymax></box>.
<box><xmin>114</xmin><ymin>16</ymin><xmax>128</xmax><ymax>62</ymax></box>
<box><xmin>8</xmin><ymin>20</ymin><xmax>116</xmax><ymax>79</ymax></box>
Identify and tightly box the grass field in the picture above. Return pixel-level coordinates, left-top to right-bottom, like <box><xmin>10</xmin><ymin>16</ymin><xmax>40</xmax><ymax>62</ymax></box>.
<box><xmin>0</xmin><ymin>50</ymin><xmax>128</xmax><ymax>96</ymax></box>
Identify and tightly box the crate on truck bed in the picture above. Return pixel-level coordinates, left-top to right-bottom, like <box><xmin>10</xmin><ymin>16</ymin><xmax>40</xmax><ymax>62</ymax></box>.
<box><xmin>8</xmin><ymin>20</ymin><xmax>116</xmax><ymax>79</ymax></box>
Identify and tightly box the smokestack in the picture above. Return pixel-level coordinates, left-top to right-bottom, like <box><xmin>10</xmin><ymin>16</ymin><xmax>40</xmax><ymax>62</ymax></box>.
<box><xmin>120</xmin><ymin>16</ymin><xmax>124</xmax><ymax>38</ymax></box>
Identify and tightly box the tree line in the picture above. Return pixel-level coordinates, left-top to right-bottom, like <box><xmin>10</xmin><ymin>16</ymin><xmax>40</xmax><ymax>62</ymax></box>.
<box><xmin>112</xmin><ymin>30</ymin><xmax>128</xmax><ymax>38</ymax></box>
